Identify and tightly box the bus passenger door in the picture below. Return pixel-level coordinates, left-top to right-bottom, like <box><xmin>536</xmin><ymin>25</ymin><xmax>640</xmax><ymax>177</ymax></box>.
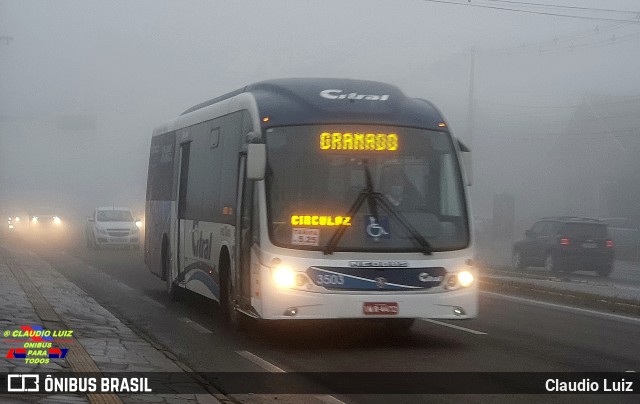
<box><xmin>236</xmin><ymin>156</ymin><xmax>254</xmax><ymax>303</ymax></box>
<box><xmin>176</xmin><ymin>141</ymin><xmax>191</xmax><ymax>283</ymax></box>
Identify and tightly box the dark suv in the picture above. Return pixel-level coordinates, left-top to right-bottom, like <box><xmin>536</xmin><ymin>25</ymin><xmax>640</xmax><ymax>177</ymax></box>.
<box><xmin>512</xmin><ymin>217</ymin><xmax>614</xmax><ymax>277</ymax></box>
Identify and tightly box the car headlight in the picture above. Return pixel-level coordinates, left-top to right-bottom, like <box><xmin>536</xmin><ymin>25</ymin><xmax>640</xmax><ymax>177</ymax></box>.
<box><xmin>14</xmin><ymin>217</ymin><xmax>20</xmax><ymax>222</ymax></box>
<box><xmin>32</xmin><ymin>216</ymin><xmax>38</xmax><ymax>223</ymax></box>
<box><xmin>135</xmin><ymin>220</ymin><xmax>142</xmax><ymax>228</ymax></box>
<box><xmin>53</xmin><ymin>216</ymin><xmax>61</xmax><ymax>224</ymax></box>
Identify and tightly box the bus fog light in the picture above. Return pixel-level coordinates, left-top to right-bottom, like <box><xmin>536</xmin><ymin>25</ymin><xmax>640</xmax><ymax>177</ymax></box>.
<box><xmin>457</xmin><ymin>271</ymin><xmax>474</xmax><ymax>287</ymax></box>
<box><xmin>453</xmin><ymin>307</ymin><xmax>465</xmax><ymax>316</ymax></box>
<box><xmin>272</xmin><ymin>266</ymin><xmax>295</xmax><ymax>288</ymax></box>
<box><xmin>284</xmin><ymin>307</ymin><xmax>298</xmax><ymax>316</ymax></box>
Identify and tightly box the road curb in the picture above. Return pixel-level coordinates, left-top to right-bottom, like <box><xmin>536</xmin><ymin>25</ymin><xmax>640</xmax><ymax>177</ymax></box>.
<box><xmin>480</xmin><ymin>278</ymin><xmax>640</xmax><ymax>316</ymax></box>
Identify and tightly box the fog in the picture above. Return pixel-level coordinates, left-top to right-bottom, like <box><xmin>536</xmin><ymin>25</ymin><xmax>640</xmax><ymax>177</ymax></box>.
<box><xmin>1</xmin><ymin>0</ymin><xmax>639</xmax><ymax>236</ymax></box>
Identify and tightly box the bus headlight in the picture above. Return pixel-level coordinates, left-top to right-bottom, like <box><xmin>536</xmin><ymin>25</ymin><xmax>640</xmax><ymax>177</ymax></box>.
<box><xmin>272</xmin><ymin>265</ymin><xmax>295</xmax><ymax>288</ymax></box>
<box><xmin>445</xmin><ymin>270</ymin><xmax>475</xmax><ymax>290</ymax></box>
<box><xmin>457</xmin><ymin>271</ymin><xmax>474</xmax><ymax>287</ymax></box>
<box><xmin>135</xmin><ymin>220</ymin><xmax>142</xmax><ymax>228</ymax></box>
<box><xmin>53</xmin><ymin>216</ymin><xmax>62</xmax><ymax>224</ymax></box>
<box><xmin>32</xmin><ymin>216</ymin><xmax>38</xmax><ymax>223</ymax></box>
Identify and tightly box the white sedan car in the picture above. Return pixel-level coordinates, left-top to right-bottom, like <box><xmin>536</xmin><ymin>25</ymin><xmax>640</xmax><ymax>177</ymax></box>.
<box><xmin>86</xmin><ymin>207</ymin><xmax>142</xmax><ymax>249</ymax></box>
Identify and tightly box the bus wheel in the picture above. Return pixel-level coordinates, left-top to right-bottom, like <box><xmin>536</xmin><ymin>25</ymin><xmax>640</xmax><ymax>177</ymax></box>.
<box><xmin>220</xmin><ymin>257</ymin><xmax>245</xmax><ymax>331</ymax></box>
<box><xmin>545</xmin><ymin>254</ymin><xmax>555</xmax><ymax>273</ymax></box>
<box><xmin>164</xmin><ymin>245</ymin><xmax>181</xmax><ymax>301</ymax></box>
<box><xmin>597</xmin><ymin>266</ymin><xmax>612</xmax><ymax>277</ymax></box>
<box><xmin>225</xmin><ymin>275</ymin><xmax>240</xmax><ymax>329</ymax></box>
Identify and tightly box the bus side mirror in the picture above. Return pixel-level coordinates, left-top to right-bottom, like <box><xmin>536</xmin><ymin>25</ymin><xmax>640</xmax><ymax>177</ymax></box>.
<box><xmin>246</xmin><ymin>144</ymin><xmax>266</xmax><ymax>180</ymax></box>
<box><xmin>457</xmin><ymin>139</ymin><xmax>472</xmax><ymax>186</ymax></box>
<box><xmin>462</xmin><ymin>151</ymin><xmax>472</xmax><ymax>186</ymax></box>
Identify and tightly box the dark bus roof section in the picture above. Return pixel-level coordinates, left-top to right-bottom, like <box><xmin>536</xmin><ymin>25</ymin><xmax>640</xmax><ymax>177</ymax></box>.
<box><xmin>181</xmin><ymin>78</ymin><xmax>448</xmax><ymax>131</ymax></box>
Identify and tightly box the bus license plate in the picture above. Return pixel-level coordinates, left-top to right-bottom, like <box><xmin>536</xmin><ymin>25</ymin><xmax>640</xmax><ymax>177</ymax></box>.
<box><xmin>363</xmin><ymin>302</ymin><xmax>398</xmax><ymax>315</ymax></box>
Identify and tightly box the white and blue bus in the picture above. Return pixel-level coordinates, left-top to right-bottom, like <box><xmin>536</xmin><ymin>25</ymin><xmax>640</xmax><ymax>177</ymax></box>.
<box><xmin>145</xmin><ymin>78</ymin><xmax>476</xmax><ymax>328</ymax></box>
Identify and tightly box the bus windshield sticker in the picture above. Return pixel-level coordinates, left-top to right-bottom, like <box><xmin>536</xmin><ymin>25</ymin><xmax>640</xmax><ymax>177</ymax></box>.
<box><xmin>320</xmin><ymin>132</ymin><xmax>398</xmax><ymax>151</ymax></box>
<box><xmin>365</xmin><ymin>215</ymin><xmax>391</xmax><ymax>240</ymax></box>
<box><xmin>292</xmin><ymin>228</ymin><xmax>320</xmax><ymax>246</ymax></box>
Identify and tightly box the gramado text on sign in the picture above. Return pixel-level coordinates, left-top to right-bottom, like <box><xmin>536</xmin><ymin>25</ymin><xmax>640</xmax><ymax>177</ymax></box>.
<box><xmin>320</xmin><ymin>132</ymin><xmax>398</xmax><ymax>151</ymax></box>
<box><xmin>12</xmin><ymin>330</ymin><xmax>73</xmax><ymax>338</ymax></box>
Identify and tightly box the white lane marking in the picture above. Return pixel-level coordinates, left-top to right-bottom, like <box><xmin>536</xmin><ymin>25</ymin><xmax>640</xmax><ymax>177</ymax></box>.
<box><xmin>316</xmin><ymin>395</ymin><xmax>347</xmax><ymax>404</ymax></box>
<box><xmin>236</xmin><ymin>350</ymin><xmax>286</xmax><ymax>372</ymax></box>
<box><xmin>178</xmin><ymin>317</ymin><xmax>213</xmax><ymax>334</ymax></box>
<box><xmin>419</xmin><ymin>318</ymin><xmax>487</xmax><ymax>335</ymax></box>
<box><xmin>236</xmin><ymin>351</ymin><xmax>346</xmax><ymax>403</ymax></box>
<box><xmin>482</xmin><ymin>291</ymin><xmax>640</xmax><ymax>324</ymax></box>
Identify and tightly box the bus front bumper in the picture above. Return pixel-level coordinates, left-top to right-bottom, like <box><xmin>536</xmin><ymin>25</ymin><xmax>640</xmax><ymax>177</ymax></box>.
<box><xmin>257</xmin><ymin>278</ymin><xmax>478</xmax><ymax>321</ymax></box>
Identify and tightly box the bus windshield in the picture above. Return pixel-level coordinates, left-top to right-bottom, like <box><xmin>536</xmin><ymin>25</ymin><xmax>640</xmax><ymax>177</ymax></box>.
<box><xmin>265</xmin><ymin>125</ymin><xmax>469</xmax><ymax>252</ymax></box>
<box><xmin>97</xmin><ymin>210</ymin><xmax>134</xmax><ymax>222</ymax></box>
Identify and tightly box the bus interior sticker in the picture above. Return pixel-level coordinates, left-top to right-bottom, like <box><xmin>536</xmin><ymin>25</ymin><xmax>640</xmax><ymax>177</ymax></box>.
<box><xmin>291</xmin><ymin>228</ymin><xmax>320</xmax><ymax>246</ymax></box>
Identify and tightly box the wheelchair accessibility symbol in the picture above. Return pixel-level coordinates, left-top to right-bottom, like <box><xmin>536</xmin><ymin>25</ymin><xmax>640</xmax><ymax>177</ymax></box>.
<box><xmin>365</xmin><ymin>216</ymin><xmax>390</xmax><ymax>240</ymax></box>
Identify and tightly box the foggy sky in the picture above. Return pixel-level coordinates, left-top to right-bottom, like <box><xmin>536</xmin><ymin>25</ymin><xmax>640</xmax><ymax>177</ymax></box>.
<box><xmin>1</xmin><ymin>0</ymin><xmax>639</xmax><ymax>226</ymax></box>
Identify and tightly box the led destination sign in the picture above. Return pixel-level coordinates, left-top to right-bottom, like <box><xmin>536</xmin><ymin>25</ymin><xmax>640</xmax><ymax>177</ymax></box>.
<box><xmin>320</xmin><ymin>132</ymin><xmax>398</xmax><ymax>151</ymax></box>
<box><xmin>291</xmin><ymin>215</ymin><xmax>352</xmax><ymax>226</ymax></box>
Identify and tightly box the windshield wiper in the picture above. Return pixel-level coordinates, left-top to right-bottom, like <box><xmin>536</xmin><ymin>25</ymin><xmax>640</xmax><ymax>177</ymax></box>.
<box><xmin>323</xmin><ymin>175</ymin><xmax>375</xmax><ymax>255</ymax></box>
<box><xmin>373</xmin><ymin>191</ymin><xmax>432</xmax><ymax>255</ymax></box>
<box><xmin>323</xmin><ymin>161</ymin><xmax>432</xmax><ymax>255</ymax></box>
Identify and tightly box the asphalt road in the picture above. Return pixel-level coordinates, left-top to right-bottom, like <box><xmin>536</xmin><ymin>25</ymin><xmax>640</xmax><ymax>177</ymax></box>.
<box><xmin>8</xmin><ymin>230</ymin><xmax>640</xmax><ymax>403</ymax></box>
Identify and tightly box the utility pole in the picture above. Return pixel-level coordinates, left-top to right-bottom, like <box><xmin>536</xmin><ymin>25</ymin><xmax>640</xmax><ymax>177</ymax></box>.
<box><xmin>467</xmin><ymin>46</ymin><xmax>476</xmax><ymax>151</ymax></box>
<box><xmin>0</xmin><ymin>30</ymin><xmax>12</xmax><ymax>206</ymax></box>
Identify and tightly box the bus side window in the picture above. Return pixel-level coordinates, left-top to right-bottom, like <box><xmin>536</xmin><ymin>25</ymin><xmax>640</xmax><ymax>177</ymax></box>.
<box><xmin>177</xmin><ymin>142</ymin><xmax>191</xmax><ymax>218</ymax></box>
